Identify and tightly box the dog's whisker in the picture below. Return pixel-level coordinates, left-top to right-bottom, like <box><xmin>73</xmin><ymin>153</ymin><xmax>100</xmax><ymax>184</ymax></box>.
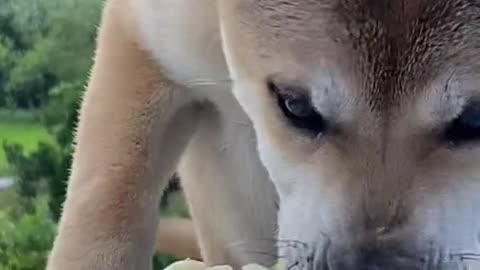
<box><xmin>185</xmin><ymin>78</ymin><xmax>232</xmax><ymax>88</ymax></box>
<box><xmin>450</xmin><ymin>252</ymin><xmax>480</xmax><ymax>262</ymax></box>
<box><xmin>460</xmin><ymin>256</ymin><xmax>480</xmax><ymax>261</ymax></box>
<box><xmin>276</xmin><ymin>240</ymin><xmax>309</xmax><ymax>246</ymax></box>
<box><xmin>229</xmin><ymin>238</ymin><xmax>313</xmax><ymax>269</ymax></box>
<box><xmin>451</xmin><ymin>253</ymin><xmax>480</xmax><ymax>257</ymax></box>
<box><xmin>229</xmin><ymin>239</ymin><xmax>309</xmax><ymax>248</ymax></box>
<box><xmin>241</xmin><ymin>250</ymin><xmax>288</xmax><ymax>259</ymax></box>
<box><xmin>230</xmin><ymin>243</ymin><xmax>309</xmax><ymax>254</ymax></box>
<box><xmin>287</xmin><ymin>260</ymin><xmax>301</xmax><ymax>270</ymax></box>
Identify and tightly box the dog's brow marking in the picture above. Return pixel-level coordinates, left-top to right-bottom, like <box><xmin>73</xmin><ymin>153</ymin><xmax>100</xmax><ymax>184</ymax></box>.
<box><xmin>249</xmin><ymin>0</ymin><xmax>480</xmax><ymax>111</ymax></box>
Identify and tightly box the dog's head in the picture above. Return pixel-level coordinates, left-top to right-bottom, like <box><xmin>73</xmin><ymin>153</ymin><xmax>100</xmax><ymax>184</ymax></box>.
<box><xmin>218</xmin><ymin>1</ymin><xmax>480</xmax><ymax>269</ymax></box>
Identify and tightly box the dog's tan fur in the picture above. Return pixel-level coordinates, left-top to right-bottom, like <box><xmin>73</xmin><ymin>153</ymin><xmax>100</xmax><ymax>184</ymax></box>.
<box><xmin>155</xmin><ymin>218</ymin><xmax>200</xmax><ymax>260</ymax></box>
<box><xmin>47</xmin><ymin>0</ymin><xmax>480</xmax><ymax>269</ymax></box>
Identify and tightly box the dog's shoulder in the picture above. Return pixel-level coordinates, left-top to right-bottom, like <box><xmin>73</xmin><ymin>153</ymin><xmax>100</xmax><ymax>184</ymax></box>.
<box><xmin>124</xmin><ymin>0</ymin><xmax>228</xmax><ymax>87</ymax></box>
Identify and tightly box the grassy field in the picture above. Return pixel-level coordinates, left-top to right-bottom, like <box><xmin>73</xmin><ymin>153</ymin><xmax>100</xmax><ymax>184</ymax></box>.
<box><xmin>0</xmin><ymin>110</ymin><xmax>53</xmax><ymax>176</ymax></box>
<box><xmin>0</xmin><ymin>187</ymin><xmax>17</xmax><ymax>209</ymax></box>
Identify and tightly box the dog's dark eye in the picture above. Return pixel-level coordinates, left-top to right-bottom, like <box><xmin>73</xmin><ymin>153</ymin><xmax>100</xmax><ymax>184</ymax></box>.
<box><xmin>269</xmin><ymin>82</ymin><xmax>326</xmax><ymax>135</ymax></box>
<box><xmin>444</xmin><ymin>103</ymin><xmax>480</xmax><ymax>144</ymax></box>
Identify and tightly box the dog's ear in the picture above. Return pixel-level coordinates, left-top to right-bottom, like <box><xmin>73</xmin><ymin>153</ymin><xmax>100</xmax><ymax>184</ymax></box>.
<box><xmin>156</xmin><ymin>218</ymin><xmax>202</xmax><ymax>260</ymax></box>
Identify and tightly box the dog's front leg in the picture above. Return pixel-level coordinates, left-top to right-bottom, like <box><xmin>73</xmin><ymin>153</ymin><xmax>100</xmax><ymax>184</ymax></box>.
<box><xmin>46</xmin><ymin>1</ymin><xmax>199</xmax><ymax>269</ymax></box>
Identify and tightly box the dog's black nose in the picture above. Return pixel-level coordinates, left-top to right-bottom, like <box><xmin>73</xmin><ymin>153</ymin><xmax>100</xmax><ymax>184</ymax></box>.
<box><xmin>318</xmin><ymin>244</ymin><xmax>424</xmax><ymax>270</ymax></box>
<box><xmin>355</xmin><ymin>248</ymin><xmax>422</xmax><ymax>270</ymax></box>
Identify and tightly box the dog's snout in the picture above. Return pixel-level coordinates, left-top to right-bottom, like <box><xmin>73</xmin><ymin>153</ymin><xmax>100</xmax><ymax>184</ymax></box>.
<box><xmin>355</xmin><ymin>248</ymin><xmax>422</xmax><ymax>270</ymax></box>
<box><xmin>317</xmin><ymin>243</ymin><xmax>424</xmax><ymax>270</ymax></box>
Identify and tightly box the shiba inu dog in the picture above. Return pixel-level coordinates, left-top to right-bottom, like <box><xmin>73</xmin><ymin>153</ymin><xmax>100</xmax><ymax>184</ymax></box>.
<box><xmin>46</xmin><ymin>0</ymin><xmax>480</xmax><ymax>269</ymax></box>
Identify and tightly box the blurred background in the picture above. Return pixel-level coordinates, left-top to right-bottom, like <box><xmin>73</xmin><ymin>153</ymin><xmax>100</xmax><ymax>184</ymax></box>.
<box><xmin>0</xmin><ymin>0</ymin><xmax>190</xmax><ymax>269</ymax></box>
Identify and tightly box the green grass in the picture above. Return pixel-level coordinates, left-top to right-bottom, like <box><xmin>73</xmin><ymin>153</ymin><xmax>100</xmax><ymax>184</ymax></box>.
<box><xmin>0</xmin><ymin>187</ymin><xmax>17</xmax><ymax>210</ymax></box>
<box><xmin>0</xmin><ymin>109</ymin><xmax>53</xmax><ymax>176</ymax></box>
<box><xmin>0</xmin><ymin>109</ymin><xmax>41</xmax><ymax>123</ymax></box>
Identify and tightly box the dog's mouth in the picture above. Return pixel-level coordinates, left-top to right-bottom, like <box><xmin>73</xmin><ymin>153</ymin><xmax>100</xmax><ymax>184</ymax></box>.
<box><xmin>285</xmin><ymin>254</ymin><xmax>475</xmax><ymax>270</ymax></box>
<box><xmin>278</xmin><ymin>241</ymin><xmax>480</xmax><ymax>270</ymax></box>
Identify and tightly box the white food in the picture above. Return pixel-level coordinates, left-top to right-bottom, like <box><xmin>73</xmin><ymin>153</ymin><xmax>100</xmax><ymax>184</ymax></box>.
<box><xmin>163</xmin><ymin>259</ymin><xmax>285</xmax><ymax>270</ymax></box>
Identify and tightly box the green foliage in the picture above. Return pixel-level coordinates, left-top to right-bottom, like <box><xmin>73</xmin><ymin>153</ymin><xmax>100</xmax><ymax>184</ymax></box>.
<box><xmin>2</xmin><ymin>0</ymin><xmax>100</xmax><ymax>218</ymax></box>
<box><xmin>4</xmin><ymin>82</ymin><xmax>81</xmax><ymax>220</ymax></box>
<box><xmin>0</xmin><ymin>0</ymin><xmax>100</xmax><ymax>109</ymax></box>
<box><xmin>153</xmin><ymin>254</ymin><xmax>179</xmax><ymax>270</ymax></box>
<box><xmin>5</xmin><ymin>38</ymin><xmax>55</xmax><ymax>109</ymax></box>
<box><xmin>0</xmin><ymin>37</ymin><xmax>17</xmax><ymax>107</ymax></box>
<box><xmin>4</xmin><ymin>142</ymin><xmax>58</xmax><ymax>214</ymax></box>
<box><xmin>0</xmin><ymin>200</ymin><xmax>56</xmax><ymax>270</ymax></box>
<box><xmin>161</xmin><ymin>189</ymin><xmax>191</xmax><ymax>219</ymax></box>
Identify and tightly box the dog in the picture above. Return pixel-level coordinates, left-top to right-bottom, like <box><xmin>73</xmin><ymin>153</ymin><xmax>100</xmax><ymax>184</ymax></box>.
<box><xmin>46</xmin><ymin>0</ymin><xmax>480</xmax><ymax>269</ymax></box>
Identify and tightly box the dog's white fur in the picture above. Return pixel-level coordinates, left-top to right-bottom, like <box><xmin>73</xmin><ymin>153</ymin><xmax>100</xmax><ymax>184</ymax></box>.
<box><xmin>46</xmin><ymin>0</ymin><xmax>480</xmax><ymax>269</ymax></box>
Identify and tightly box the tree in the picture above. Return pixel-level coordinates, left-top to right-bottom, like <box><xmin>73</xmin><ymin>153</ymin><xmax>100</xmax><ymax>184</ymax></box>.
<box><xmin>0</xmin><ymin>201</ymin><xmax>56</xmax><ymax>270</ymax></box>
<box><xmin>0</xmin><ymin>0</ymin><xmax>100</xmax><ymax>109</ymax></box>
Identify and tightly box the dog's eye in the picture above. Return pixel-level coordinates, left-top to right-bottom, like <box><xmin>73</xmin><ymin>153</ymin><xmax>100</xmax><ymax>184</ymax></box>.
<box><xmin>269</xmin><ymin>82</ymin><xmax>326</xmax><ymax>135</ymax></box>
<box><xmin>444</xmin><ymin>103</ymin><xmax>480</xmax><ymax>144</ymax></box>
